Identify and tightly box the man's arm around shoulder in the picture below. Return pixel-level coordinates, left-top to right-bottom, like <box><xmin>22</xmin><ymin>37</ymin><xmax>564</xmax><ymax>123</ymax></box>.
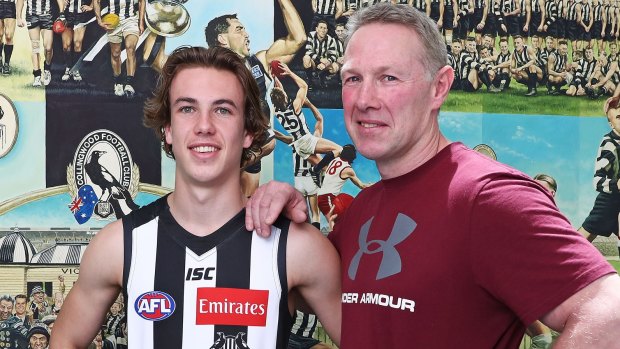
<box><xmin>287</xmin><ymin>222</ymin><xmax>341</xmax><ymax>346</ymax></box>
<box><xmin>50</xmin><ymin>220</ymin><xmax>124</xmax><ymax>349</ymax></box>
<box><xmin>542</xmin><ymin>273</ymin><xmax>620</xmax><ymax>348</ymax></box>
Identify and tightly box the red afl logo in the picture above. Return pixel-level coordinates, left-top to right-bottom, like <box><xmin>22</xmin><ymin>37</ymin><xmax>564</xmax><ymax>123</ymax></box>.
<box><xmin>134</xmin><ymin>291</ymin><xmax>176</xmax><ymax>321</ymax></box>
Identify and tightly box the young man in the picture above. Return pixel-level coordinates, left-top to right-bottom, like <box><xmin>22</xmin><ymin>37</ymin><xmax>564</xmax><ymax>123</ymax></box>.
<box><xmin>246</xmin><ymin>3</ymin><xmax>620</xmax><ymax>348</ymax></box>
<box><xmin>16</xmin><ymin>0</ymin><xmax>63</xmax><ymax>86</ymax></box>
<box><xmin>546</xmin><ymin>39</ymin><xmax>570</xmax><ymax>94</ymax></box>
<box><xmin>93</xmin><ymin>0</ymin><xmax>145</xmax><ymax>97</ymax></box>
<box><xmin>511</xmin><ymin>34</ymin><xmax>539</xmax><ymax>95</ymax></box>
<box><xmin>14</xmin><ymin>294</ymin><xmax>33</xmax><ymax>329</ymax></box>
<box><xmin>578</xmin><ymin>97</ymin><xmax>620</xmax><ymax>253</ymax></box>
<box><xmin>566</xmin><ymin>45</ymin><xmax>596</xmax><ymax>95</ymax></box>
<box><xmin>50</xmin><ymin>46</ymin><xmax>341</xmax><ymax>349</ymax></box>
<box><xmin>0</xmin><ymin>0</ymin><xmax>16</xmax><ymax>74</ymax></box>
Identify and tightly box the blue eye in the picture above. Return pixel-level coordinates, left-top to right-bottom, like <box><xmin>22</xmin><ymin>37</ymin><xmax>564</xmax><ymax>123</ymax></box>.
<box><xmin>215</xmin><ymin>107</ymin><xmax>231</xmax><ymax>116</ymax></box>
<box><xmin>179</xmin><ymin>106</ymin><xmax>194</xmax><ymax>113</ymax></box>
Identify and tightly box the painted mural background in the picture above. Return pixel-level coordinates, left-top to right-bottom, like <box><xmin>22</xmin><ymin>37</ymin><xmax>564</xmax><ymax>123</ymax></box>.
<box><xmin>0</xmin><ymin>1</ymin><xmax>616</xmax><ymax>346</ymax></box>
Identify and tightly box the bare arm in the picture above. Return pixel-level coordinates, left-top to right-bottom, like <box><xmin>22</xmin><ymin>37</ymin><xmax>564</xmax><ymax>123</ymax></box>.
<box><xmin>16</xmin><ymin>0</ymin><xmax>24</xmax><ymax>26</ymax></box>
<box><xmin>304</xmin><ymin>98</ymin><xmax>324</xmax><ymax>137</ymax></box>
<box><xmin>50</xmin><ymin>221</ymin><xmax>124</xmax><ymax>349</ymax></box>
<box><xmin>138</xmin><ymin>0</ymin><xmax>146</xmax><ymax>34</ymax></box>
<box><xmin>341</xmin><ymin>167</ymin><xmax>369</xmax><ymax>189</ymax></box>
<box><xmin>541</xmin><ymin>274</ymin><xmax>620</xmax><ymax>348</ymax></box>
<box><xmin>258</xmin><ymin>0</ymin><xmax>306</xmax><ymax>66</ymax></box>
<box><xmin>287</xmin><ymin>223</ymin><xmax>341</xmax><ymax>346</ymax></box>
<box><xmin>279</xmin><ymin>63</ymin><xmax>308</xmax><ymax>114</ymax></box>
<box><xmin>335</xmin><ymin>0</ymin><xmax>344</xmax><ymax>19</ymax></box>
<box><xmin>274</xmin><ymin>129</ymin><xmax>293</xmax><ymax>144</ymax></box>
<box><xmin>540</xmin><ymin>0</ymin><xmax>546</xmax><ymax>30</ymax></box>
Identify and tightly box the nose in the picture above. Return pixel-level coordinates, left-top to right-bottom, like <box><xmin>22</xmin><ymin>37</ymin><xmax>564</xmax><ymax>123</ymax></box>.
<box><xmin>354</xmin><ymin>80</ymin><xmax>380</xmax><ymax>111</ymax></box>
<box><xmin>194</xmin><ymin>113</ymin><xmax>216</xmax><ymax>135</ymax></box>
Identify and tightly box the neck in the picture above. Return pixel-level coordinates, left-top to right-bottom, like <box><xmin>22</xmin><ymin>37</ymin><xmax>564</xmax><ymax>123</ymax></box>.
<box><xmin>378</xmin><ymin>128</ymin><xmax>450</xmax><ymax>180</ymax></box>
<box><xmin>168</xmin><ymin>176</ymin><xmax>246</xmax><ymax>237</ymax></box>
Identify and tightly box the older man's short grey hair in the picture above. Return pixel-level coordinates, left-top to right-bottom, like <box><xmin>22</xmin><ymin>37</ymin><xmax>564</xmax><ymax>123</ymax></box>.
<box><xmin>345</xmin><ymin>3</ymin><xmax>447</xmax><ymax>79</ymax></box>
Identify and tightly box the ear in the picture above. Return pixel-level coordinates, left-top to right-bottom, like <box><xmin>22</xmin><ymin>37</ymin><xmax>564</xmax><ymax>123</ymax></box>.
<box><xmin>217</xmin><ymin>33</ymin><xmax>229</xmax><ymax>48</ymax></box>
<box><xmin>242</xmin><ymin>130</ymin><xmax>254</xmax><ymax>149</ymax></box>
<box><xmin>430</xmin><ymin>65</ymin><xmax>454</xmax><ymax>110</ymax></box>
<box><xmin>164</xmin><ymin>123</ymin><xmax>173</xmax><ymax>146</ymax></box>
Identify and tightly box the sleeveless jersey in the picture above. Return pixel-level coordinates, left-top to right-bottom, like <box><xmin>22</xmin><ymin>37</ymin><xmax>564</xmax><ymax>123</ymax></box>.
<box><xmin>550</xmin><ymin>51</ymin><xmax>568</xmax><ymax>73</ymax></box>
<box><xmin>26</xmin><ymin>0</ymin><xmax>50</xmax><ymax>15</ymax></box>
<box><xmin>496</xmin><ymin>50</ymin><xmax>512</xmax><ymax>65</ymax></box>
<box><xmin>65</xmin><ymin>0</ymin><xmax>88</xmax><ymax>13</ymax></box>
<box><xmin>122</xmin><ymin>197</ymin><xmax>292</xmax><ymax>349</ymax></box>
<box><xmin>275</xmin><ymin>101</ymin><xmax>311</xmax><ymax>141</ymax></box>
<box><xmin>246</xmin><ymin>54</ymin><xmax>270</xmax><ymax>106</ymax></box>
<box><xmin>513</xmin><ymin>46</ymin><xmax>532</xmax><ymax>67</ymax></box>
<box><xmin>567</xmin><ymin>1</ymin><xmax>579</xmax><ymax>21</ymax></box>
<box><xmin>293</xmin><ymin>148</ymin><xmax>312</xmax><ymax>177</ymax></box>
<box><xmin>318</xmin><ymin>157</ymin><xmax>351</xmax><ymax>196</ymax></box>
<box><xmin>582</xmin><ymin>2</ymin><xmax>591</xmax><ymax>22</ymax></box>
<box><xmin>593</xmin><ymin>3</ymin><xmax>603</xmax><ymax>21</ymax></box>
<box><xmin>290</xmin><ymin>311</ymin><xmax>318</xmax><ymax>338</ymax></box>
<box><xmin>108</xmin><ymin>0</ymin><xmax>138</xmax><ymax>20</ymax></box>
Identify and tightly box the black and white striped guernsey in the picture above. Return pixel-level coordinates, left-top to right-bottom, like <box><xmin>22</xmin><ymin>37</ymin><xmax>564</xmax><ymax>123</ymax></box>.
<box><xmin>275</xmin><ymin>101</ymin><xmax>311</xmax><ymax>141</ymax></box>
<box><xmin>26</xmin><ymin>0</ymin><xmax>50</xmax><ymax>16</ymax></box>
<box><xmin>122</xmin><ymin>196</ymin><xmax>292</xmax><ymax>349</ymax></box>
<box><xmin>108</xmin><ymin>0</ymin><xmax>138</xmax><ymax>20</ymax></box>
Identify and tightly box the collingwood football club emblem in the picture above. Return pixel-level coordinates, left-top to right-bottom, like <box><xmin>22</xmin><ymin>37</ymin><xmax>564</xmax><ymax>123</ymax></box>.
<box><xmin>67</xmin><ymin>130</ymin><xmax>140</xmax><ymax>221</ymax></box>
<box><xmin>211</xmin><ymin>332</ymin><xmax>251</xmax><ymax>349</ymax></box>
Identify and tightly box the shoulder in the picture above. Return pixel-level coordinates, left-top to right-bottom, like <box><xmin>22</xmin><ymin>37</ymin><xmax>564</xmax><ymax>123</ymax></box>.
<box><xmin>285</xmin><ymin>221</ymin><xmax>338</xmax><ymax>285</ymax></box>
<box><xmin>122</xmin><ymin>195</ymin><xmax>168</xmax><ymax>231</ymax></box>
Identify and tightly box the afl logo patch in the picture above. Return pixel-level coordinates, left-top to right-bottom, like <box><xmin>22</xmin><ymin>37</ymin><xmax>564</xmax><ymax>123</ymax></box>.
<box><xmin>66</xmin><ymin>129</ymin><xmax>141</xmax><ymax>221</ymax></box>
<box><xmin>134</xmin><ymin>291</ymin><xmax>176</xmax><ymax>321</ymax></box>
<box><xmin>0</xmin><ymin>93</ymin><xmax>19</xmax><ymax>159</ymax></box>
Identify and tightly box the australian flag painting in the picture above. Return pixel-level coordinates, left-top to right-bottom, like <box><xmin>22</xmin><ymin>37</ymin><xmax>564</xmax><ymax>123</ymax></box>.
<box><xmin>69</xmin><ymin>185</ymin><xmax>98</xmax><ymax>224</ymax></box>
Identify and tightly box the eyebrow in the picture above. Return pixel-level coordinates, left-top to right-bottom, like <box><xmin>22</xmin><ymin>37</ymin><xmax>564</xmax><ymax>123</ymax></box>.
<box><xmin>172</xmin><ymin>98</ymin><xmax>239</xmax><ymax>109</ymax></box>
<box><xmin>173</xmin><ymin>97</ymin><xmax>197</xmax><ymax>106</ymax></box>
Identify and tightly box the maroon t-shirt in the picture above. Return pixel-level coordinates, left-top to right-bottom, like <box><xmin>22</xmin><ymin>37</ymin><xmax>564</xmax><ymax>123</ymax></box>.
<box><xmin>329</xmin><ymin>142</ymin><xmax>615</xmax><ymax>348</ymax></box>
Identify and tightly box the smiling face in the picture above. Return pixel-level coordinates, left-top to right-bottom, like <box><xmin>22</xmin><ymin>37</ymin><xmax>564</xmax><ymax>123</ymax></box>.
<box><xmin>165</xmin><ymin>66</ymin><xmax>252</xmax><ymax>188</ymax></box>
<box><xmin>15</xmin><ymin>297</ymin><xmax>27</xmax><ymax>316</ymax></box>
<box><xmin>341</xmin><ymin>23</ymin><xmax>445</xmax><ymax>178</ymax></box>
<box><xmin>0</xmin><ymin>300</ymin><xmax>13</xmax><ymax>320</ymax></box>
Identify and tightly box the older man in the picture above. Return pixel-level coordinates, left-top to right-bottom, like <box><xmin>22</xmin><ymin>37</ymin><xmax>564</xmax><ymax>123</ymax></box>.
<box><xmin>246</xmin><ymin>3</ymin><xmax>620</xmax><ymax>348</ymax></box>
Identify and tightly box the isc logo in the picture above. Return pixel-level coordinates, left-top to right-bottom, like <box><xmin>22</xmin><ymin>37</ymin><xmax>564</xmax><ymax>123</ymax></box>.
<box><xmin>186</xmin><ymin>267</ymin><xmax>215</xmax><ymax>281</ymax></box>
<box><xmin>134</xmin><ymin>291</ymin><xmax>176</xmax><ymax>321</ymax></box>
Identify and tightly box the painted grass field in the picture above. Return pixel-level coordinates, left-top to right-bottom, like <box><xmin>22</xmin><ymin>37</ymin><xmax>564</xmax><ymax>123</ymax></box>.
<box><xmin>0</xmin><ymin>26</ymin><xmax>45</xmax><ymax>101</ymax></box>
<box><xmin>445</xmin><ymin>83</ymin><xmax>608</xmax><ymax>117</ymax></box>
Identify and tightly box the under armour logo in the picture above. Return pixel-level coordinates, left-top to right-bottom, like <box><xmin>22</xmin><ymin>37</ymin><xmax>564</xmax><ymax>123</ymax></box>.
<box><xmin>348</xmin><ymin>213</ymin><xmax>416</xmax><ymax>280</ymax></box>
